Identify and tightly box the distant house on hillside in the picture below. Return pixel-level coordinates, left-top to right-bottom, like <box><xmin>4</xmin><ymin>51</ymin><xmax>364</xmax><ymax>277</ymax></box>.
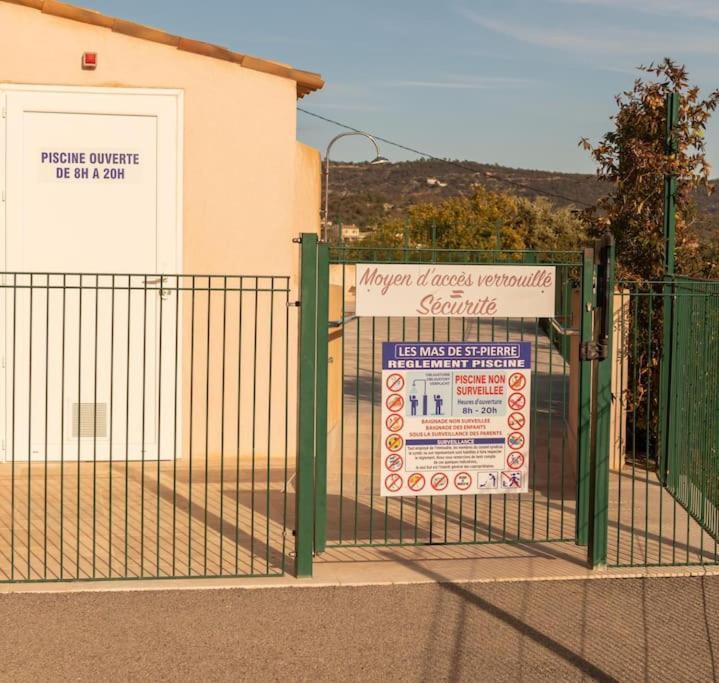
<box><xmin>341</xmin><ymin>224</ymin><xmax>362</xmax><ymax>241</ymax></box>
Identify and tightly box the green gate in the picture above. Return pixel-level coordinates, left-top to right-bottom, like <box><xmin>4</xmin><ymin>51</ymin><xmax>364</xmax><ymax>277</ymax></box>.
<box><xmin>295</xmin><ymin>233</ymin><xmax>614</xmax><ymax>577</ymax></box>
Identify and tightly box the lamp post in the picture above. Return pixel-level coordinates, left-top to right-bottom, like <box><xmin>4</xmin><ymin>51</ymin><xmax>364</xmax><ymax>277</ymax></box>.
<box><xmin>322</xmin><ymin>132</ymin><xmax>389</xmax><ymax>242</ymax></box>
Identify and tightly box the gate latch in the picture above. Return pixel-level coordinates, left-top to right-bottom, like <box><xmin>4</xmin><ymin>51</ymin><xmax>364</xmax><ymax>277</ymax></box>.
<box><xmin>580</xmin><ymin>340</ymin><xmax>608</xmax><ymax>361</ymax></box>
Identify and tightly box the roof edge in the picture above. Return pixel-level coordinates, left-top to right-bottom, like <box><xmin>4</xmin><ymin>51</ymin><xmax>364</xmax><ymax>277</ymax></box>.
<box><xmin>2</xmin><ymin>0</ymin><xmax>324</xmax><ymax>97</ymax></box>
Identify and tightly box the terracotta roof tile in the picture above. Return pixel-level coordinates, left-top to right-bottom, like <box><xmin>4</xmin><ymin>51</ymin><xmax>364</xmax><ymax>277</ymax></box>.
<box><xmin>41</xmin><ymin>0</ymin><xmax>113</xmax><ymax>28</ymax></box>
<box><xmin>2</xmin><ymin>0</ymin><xmax>324</xmax><ymax>97</ymax></box>
<box><xmin>177</xmin><ymin>37</ymin><xmax>238</xmax><ymax>64</ymax></box>
<box><xmin>111</xmin><ymin>18</ymin><xmax>181</xmax><ymax>48</ymax></box>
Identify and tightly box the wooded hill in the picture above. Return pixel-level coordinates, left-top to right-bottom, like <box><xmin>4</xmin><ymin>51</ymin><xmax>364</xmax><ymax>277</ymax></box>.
<box><xmin>326</xmin><ymin>159</ymin><xmax>719</xmax><ymax>240</ymax></box>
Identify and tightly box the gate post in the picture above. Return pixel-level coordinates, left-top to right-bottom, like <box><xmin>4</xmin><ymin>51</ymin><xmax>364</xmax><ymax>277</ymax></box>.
<box><xmin>296</xmin><ymin>233</ymin><xmax>318</xmax><ymax>577</ymax></box>
<box><xmin>314</xmin><ymin>242</ymin><xmax>329</xmax><ymax>553</ymax></box>
<box><xmin>589</xmin><ymin>234</ymin><xmax>615</xmax><ymax>568</ymax></box>
<box><xmin>576</xmin><ymin>247</ymin><xmax>595</xmax><ymax>546</ymax></box>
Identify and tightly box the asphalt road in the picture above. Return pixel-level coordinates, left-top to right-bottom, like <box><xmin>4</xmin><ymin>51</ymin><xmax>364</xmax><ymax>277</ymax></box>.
<box><xmin>1</xmin><ymin>576</ymin><xmax>717</xmax><ymax>681</ymax></box>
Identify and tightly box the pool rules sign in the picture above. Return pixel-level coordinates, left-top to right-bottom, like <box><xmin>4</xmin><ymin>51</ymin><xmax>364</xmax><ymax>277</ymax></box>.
<box><xmin>381</xmin><ymin>342</ymin><xmax>531</xmax><ymax>497</ymax></box>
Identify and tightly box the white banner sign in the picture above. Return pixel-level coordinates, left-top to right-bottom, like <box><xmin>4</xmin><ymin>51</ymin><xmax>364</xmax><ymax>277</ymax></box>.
<box><xmin>355</xmin><ymin>264</ymin><xmax>556</xmax><ymax>318</ymax></box>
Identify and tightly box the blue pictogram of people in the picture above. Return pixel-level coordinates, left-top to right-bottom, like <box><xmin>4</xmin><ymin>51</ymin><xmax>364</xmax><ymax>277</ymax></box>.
<box><xmin>408</xmin><ymin>377</ymin><xmax>448</xmax><ymax>417</ymax></box>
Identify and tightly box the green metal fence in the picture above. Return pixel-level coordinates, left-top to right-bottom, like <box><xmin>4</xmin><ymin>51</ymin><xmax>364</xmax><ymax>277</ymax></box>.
<box><xmin>0</xmin><ymin>273</ymin><xmax>292</xmax><ymax>582</ymax></box>
<box><xmin>16</xmin><ymin>235</ymin><xmax>719</xmax><ymax>581</ymax></box>
<box><xmin>605</xmin><ymin>279</ymin><xmax>719</xmax><ymax>567</ymax></box>
<box><xmin>303</xmin><ymin>239</ymin><xmax>593</xmax><ymax>557</ymax></box>
<box><xmin>666</xmin><ymin>278</ymin><xmax>719</xmax><ymax>541</ymax></box>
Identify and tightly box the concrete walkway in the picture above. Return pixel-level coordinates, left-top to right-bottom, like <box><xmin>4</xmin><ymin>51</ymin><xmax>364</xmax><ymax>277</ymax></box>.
<box><xmin>1</xmin><ymin>575</ymin><xmax>718</xmax><ymax>681</ymax></box>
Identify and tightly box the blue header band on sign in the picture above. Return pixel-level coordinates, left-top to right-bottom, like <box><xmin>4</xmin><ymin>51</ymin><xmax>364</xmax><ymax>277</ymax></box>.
<box><xmin>406</xmin><ymin>438</ymin><xmax>505</xmax><ymax>446</ymax></box>
<box><xmin>382</xmin><ymin>342</ymin><xmax>532</xmax><ymax>371</ymax></box>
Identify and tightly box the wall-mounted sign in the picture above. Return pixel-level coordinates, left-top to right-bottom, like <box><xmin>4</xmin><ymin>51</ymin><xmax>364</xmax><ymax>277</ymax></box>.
<box><xmin>39</xmin><ymin>149</ymin><xmax>143</xmax><ymax>183</ymax></box>
<box><xmin>356</xmin><ymin>264</ymin><xmax>556</xmax><ymax>318</ymax></box>
<box><xmin>380</xmin><ymin>341</ymin><xmax>532</xmax><ymax>497</ymax></box>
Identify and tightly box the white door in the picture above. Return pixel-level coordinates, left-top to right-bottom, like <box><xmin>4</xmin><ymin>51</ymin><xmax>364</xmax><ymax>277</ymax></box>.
<box><xmin>0</xmin><ymin>86</ymin><xmax>183</xmax><ymax>462</ymax></box>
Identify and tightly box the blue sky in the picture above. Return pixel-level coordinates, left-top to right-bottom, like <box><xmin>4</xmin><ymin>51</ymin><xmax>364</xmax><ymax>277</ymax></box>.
<box><xmin>78</xmin><ymin>0</ymin><xmax>719</xmax><ymax>173</ymax></box>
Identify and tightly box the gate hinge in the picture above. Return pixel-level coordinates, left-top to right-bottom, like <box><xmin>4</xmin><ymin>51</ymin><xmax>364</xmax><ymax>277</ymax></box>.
<box><xmin>292</xmin><ymin>236</ymin><xmax>303</xmax><ymax>244</ymax></box>
<box><xmin>287</xmin><ymin>300</ymin><xmax>301</xmax><ymax>308</ymax></box>
<box><xmin>580</xmin><ymin>340</ymin><xmax>608</xmax><ymax>361</ymax></box>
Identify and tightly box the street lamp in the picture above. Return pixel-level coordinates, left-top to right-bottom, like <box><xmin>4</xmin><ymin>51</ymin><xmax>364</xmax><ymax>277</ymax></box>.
<box><xmin>323</xmin><ymin>132</ymin><xmax>389</xmax><ymax>241</ymax></box>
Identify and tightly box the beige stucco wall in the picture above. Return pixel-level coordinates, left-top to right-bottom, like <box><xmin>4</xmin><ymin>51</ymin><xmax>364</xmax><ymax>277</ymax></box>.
<box><xmin>0</xmin><ymin>1</ymin><xmax>320</xmax><ymax>280</ymax></box>
<box><xmin>0</xmin><ymin>3</ymin><xmax>322</xmax><ymax>463</ymax></box>
<box><xmin>294</xmin><ymin>142</ymin><xmax>322</xmax><ymax>238</ymax></box>
<box><xmin>610</xmin><ymin>290</ymin><xmax>630</xmax><ymax>471</ymax></box>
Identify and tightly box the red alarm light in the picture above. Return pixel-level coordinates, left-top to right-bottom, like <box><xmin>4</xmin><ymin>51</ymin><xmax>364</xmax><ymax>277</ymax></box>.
<box><xmin>82</xmin><ymin>52</ymin><xmax>97</xmax><ymax>70</ymax></box>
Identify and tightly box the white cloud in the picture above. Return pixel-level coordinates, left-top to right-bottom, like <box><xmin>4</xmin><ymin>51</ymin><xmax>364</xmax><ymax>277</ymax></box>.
<box><xmin>556</xmin><ymin>0</ymin><xmax>719</xmax><ymax>21</ymax></box>
<box><xmin>461</xmin><ymin>10</ymin><xmax>719</xmax><ymax>55</ymax></box>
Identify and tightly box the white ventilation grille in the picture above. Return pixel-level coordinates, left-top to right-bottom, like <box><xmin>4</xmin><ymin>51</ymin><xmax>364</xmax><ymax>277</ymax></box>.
<box><xmin>72</xmin><ymin>402</ymin><xmax>108</xmax><ymax>439</ymax></box>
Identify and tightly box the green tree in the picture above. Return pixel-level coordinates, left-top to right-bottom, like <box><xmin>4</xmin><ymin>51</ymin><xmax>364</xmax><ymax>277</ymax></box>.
<box><xmin>581</xmin><ymin>60</ymin><xmax>719</xmax><ymax>463</ymax></box>
<box><xmin>360</xmin><ymin>188</ymin><xmax>587</xmax><ymax>256</ymax></box>
<box><xmin>580</xmin><ymin>59</ymin><xmax>719</xmax><ymax>280</ymax></box>
<box><xmin>516</xmin><ymin>197</ymin><xmax>588</xmax><ymax>253</ymax></box>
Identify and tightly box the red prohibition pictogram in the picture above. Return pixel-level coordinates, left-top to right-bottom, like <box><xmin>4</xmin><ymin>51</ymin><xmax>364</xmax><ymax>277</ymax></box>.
<box><xmin>385</xmin><ymin>434</ymin><xmax>404</xmax><ymax>452</ymax></box>
<box><xmin>385</xmin><ymin>473</ymin><xmax>403</xmax><ymax>492</ymax></box>
<box><xmin>508</xmin><ymin>392</ymin><xmax>526</xmax><ymax>411</ymax></box>
<box><xmin>386</xmin><ymin>373</ymin><xmax>405</xmax><ymax>392</ymax></box>
<box><xmin>431</xmin><ymin>472</ymin><xmax>449</xmax><ymax>491</ymax></box>
<box><xmin>385</xmin><ymin>453</ymin><xmax>403</xmax><ymax>472</ymax></box>
<box><xmin>506</xmin><ymin>451</ymin><xmax>525</xmax><ymax>470</ymax></box>
<box><xmin>501</xmin><ymin>471</ymin><xmax>522</xmax><ymax>489</ymax></box>
<box><xmin>507</xmin><ymin>432</ymin><xmax>525</xmax><ymax>450</ymax></box>
<box><xmin>385</xmin><ymin>413</ymin><xmax>404</xmax><ymax>433</ymax></box>
<box><xmin>407</xmin><ymin>473</ymin><xmax>425</xmax><ymax>492</ymax></box>
<box><xmin>386</xmin><ymin>393</ymin><xmax>404</xmax><ymax>413</ymax></box>
<box><xmin>454</xmin><ymin>472</ymin><xmax>472</xmax><ymax>490</ymax></box>
<box><xmin>507</xmin><ymin>412</ymin><xmax>526</xmax><ymax>430</ymax></box>
<box><xmin>508</xmin><ymin>372</ymin><xmax>527</xmax><ymax>391</ymax></box>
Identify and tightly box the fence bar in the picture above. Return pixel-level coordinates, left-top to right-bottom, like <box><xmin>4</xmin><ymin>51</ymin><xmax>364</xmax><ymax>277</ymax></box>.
<box><xmin>658</xmin><ymin>273</ymin><xmax>675</xmax><ymax>484</ymax></box>
<box><xmin>576</xmin><ymin>247</ymin><xmax>595</xmax><ymax>546</ymax></box>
